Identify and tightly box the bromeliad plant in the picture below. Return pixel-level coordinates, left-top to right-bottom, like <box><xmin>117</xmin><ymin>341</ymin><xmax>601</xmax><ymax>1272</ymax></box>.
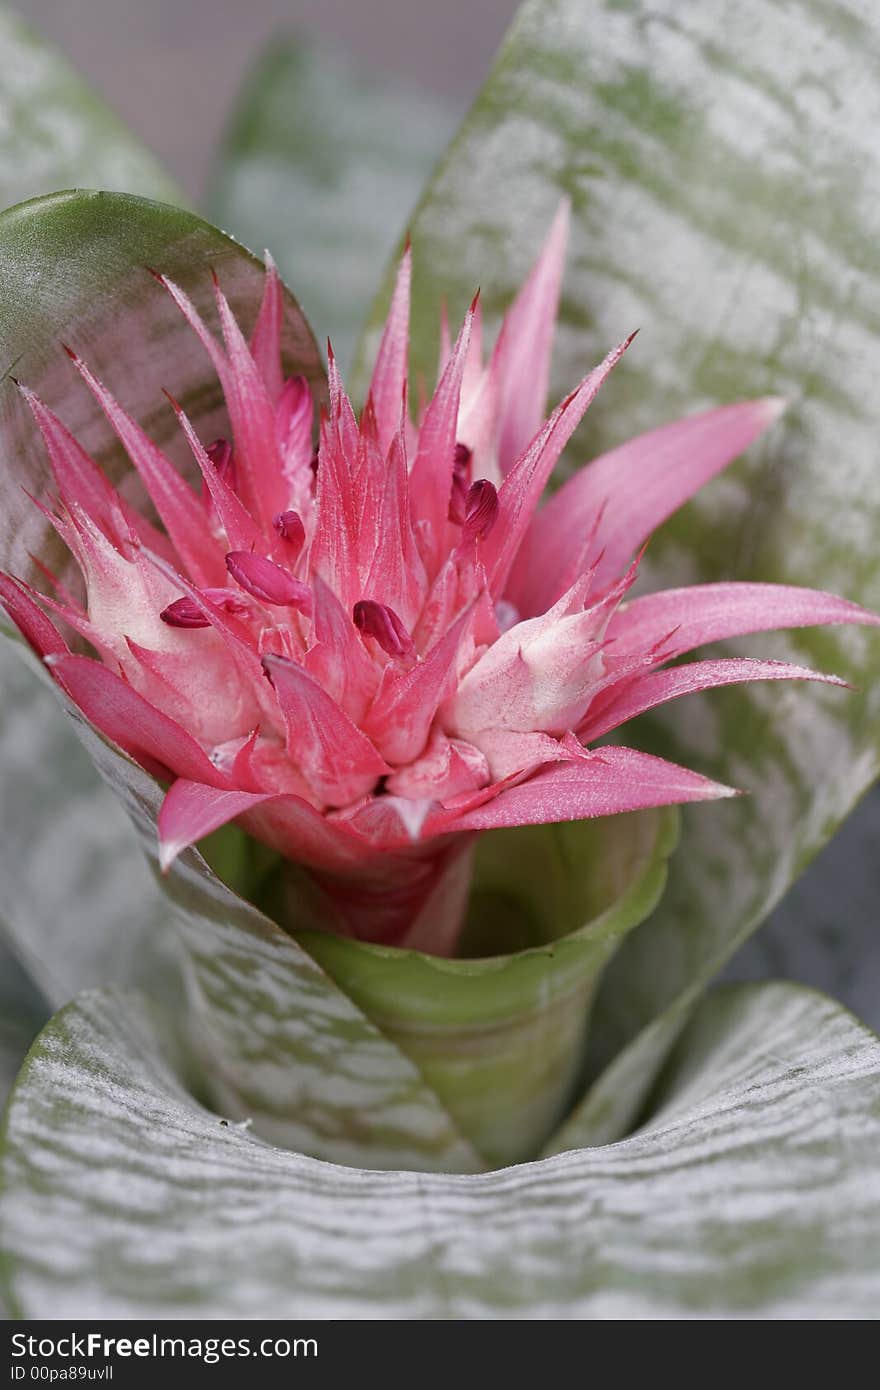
<box><xmin>5</xmin><ymin>211</ymin><xmax>875</xmax><ymax>956</ymax></box>
<box><xmin>2</xmin><ymin>0</ymin><xmax>880</xmax><ymax>1320</ymax></box>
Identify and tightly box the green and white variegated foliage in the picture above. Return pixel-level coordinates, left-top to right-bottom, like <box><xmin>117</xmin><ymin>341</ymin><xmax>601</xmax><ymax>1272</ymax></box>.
<box><xmin>0</xmin><ymin>7</ymin><xmax>180</xmax><ymax>210</ymax></box>
<box><xmin>208</xmin><ymin>38</ymin><xmax>456</xmax><ymax>372</ymax></box>
<box><xmin>4</xmin><ymin>981</ymin><xmax>880</xmax><ymax>1318</ymax></box>
<box><xmin>1</xmin><ymin>0</ymin><xmax>880</xmax><ymax>1319</ymax></box>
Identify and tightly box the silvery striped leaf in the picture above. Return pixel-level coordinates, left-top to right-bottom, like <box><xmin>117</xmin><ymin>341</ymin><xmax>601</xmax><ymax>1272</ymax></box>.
<box><xmin>208</xmin><ymin>39</ymin><xmax>456</xmax><ymax>372</ymax></box>
<box><xmin>3</xmin><ymin>979</ymin><xmax>878</xmax><ymax>1318</ymax></box>
<box><xmin>0</xmin><ymin>6</ymin><xmax>180</xmax><ymax>210</ymax></box>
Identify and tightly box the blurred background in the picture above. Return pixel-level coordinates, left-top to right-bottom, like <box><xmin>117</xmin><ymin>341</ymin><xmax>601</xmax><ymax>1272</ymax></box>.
<box><xmin>16</xmin><ymin>1</ymin><xmax>519</xmax><ymax>201</ymax></box>
<box><xmin>6</xmin><ymin>0</ymin><xmax>880</xmax><ymax>1028</ymax></box>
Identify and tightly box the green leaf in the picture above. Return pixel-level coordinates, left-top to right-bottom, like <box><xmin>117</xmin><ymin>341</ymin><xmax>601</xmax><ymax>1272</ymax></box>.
<box><xmin>296</xmin><ymin>808</ymin><xmax>678</xmax><ymax>1167</ymax></box>
<box><xmin>0</xmin><ymin>7</ymin><xmax>180</xmax><ymax>210</ymax></box>
<box><xmin>0</xmin><ymin>934</ymin><xmax>48</xmax><ymax>1110</ymax></box>
<box><xmin>5</xmin><ymin>978</ymin><xmax>880</xmax><ymax>1318</ymax></box>
<box><xmin>724</xmin><ymin>789</ymin><xmax>880</xmax><ymax>1034</ymax></box>
<box><xmin>208</xmin><ymin>39</ymin><xmax>456</xmax><ymax>371</ymax></box>
<box><xmin>359</xmin><ymin>0</ymin><xmax>880</xmax><ymax>1140</ymax></box>
<box><xmin>0</xmin><ymin>636</ymin><xmax>169</xmax><ymax>1006</ymax></box>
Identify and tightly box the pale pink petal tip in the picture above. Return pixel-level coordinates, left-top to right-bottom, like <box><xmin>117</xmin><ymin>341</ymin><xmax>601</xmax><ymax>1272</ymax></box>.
<box><xmin>760</xmin><ymin>395</ymin><xmax>789</xmax><ymax>424</ymax></box>
<box><xmin>157</xmin><ymin>780</ymin><xmax>276</xmax><ymax>874</ymax></box>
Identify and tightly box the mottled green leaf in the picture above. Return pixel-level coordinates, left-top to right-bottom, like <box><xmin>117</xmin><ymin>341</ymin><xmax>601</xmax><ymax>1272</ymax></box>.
<box><xmin>0</xmin><ymin>934</ymin><xmax>48</xmax><ymax>1110</ymax></box>
<box><xmin>297</xmin><ymin>809</ymin><xmax>677</xmax><ymax>1167</ymax></box>
<box><xmin>0</xmin><ymin>636</ymin><xmax>168</xmax><ymax>1006</ymax></box>
<box><xmin>0</xmin><ymin>7</ymin><xmax>179</xmax><ymax>210</ymax></box>
<box><xmin>360</xmin><ymin>0</ymin><xmax>880</xmax><ymax>1141</ymax></box>
<box><xmin>4</xmin><ymin>979</ymin><xmax>880</xmax><ymax>1318</ymax></box>
<box><xmin>208</xmin><ymin>39</ymin><xmax>456</xmax><ymax>371</ymax></box>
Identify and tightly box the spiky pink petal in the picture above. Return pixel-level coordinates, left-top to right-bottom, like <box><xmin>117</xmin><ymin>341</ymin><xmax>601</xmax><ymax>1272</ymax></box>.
<box><xmin>169</xmin><ymin>398</ymin><xmax>263</xmax><ymax>555</ymax></box>
<box><xmin>369</xmin><ymin>243</ymin><xmax>412</xmax><ymax>455</ymax></box>
<box><xmin>513</xmin><ymin>398</ymin><xmax>786</xmax><ymax>614</ymax></box>
<box><xmin>65</xmin><ymin>347</ymin><xmax>225</xmax><ymax>588</ymax></box>
<box><xmin>158</xmin><ymin>781</ymin><xmax>276</xmax><ymax>872</ymax></box>
<box><xmin>580</xmin><ymin>657</ymin><xmax>848</xmax><ymax>742</ymax></box>
<box><xmin>211</xmin><ymin>273</ymin><xmax>290</xmax><ymax>528</ymax></box>
<box><xmin>408</xmin><ymin>297</ymin><xmax>476</xmax><ymax>574</ymax></box>
<box><xmin>45</xmin><ymin>653</ymin><xmax>225</xmax><ymax>786</ymax></box>
<box><xmin>305</xmin><ymin>576</ymin><xmax>378</xmax><ymax>721</ymax></box>
<box><xmin>263</xmin><ymin>653</ymin><xmax>390</xmax><ymax>805</ymax></box>
<box><xmin>0</xmin><ymin>572</ymin><xmax>69</xmax><ymax>659</ymax></box>
<box><xmin>21</xmin><ymin>386</ymin><xmax>176</xmax><ymax>562</ymax></box>
<box><xmin>362</xmin><ymin>426</ymin><xmax>425</xmax><ymax>626</ymax></box>
<box><xmin>482</xmin><ymin>334</ymin><xmax>635</xmax><ymax>595</ymax></box>
<box><xmin>491</xmin><ymin>199</ymin><xmax>570</xmax><ymax>475</ymax></box>
<box><xmin>441</xmin><ymin>746</ymin><xmax>737</xmax><ymax>832</ymax></box>
<box><xmin>606</xmin><ymin>581</ymin><xmax>880</xmax><ymax>661</ymax></box>
<box><xmin>363</xmin><ymin>600</ymin><xmax>481</xmax><ymax>764</ymax></box>
<box><xmin>249</xmin><ymin>250</ymin><xmax>284</xmax><ymax>404</ymax></box>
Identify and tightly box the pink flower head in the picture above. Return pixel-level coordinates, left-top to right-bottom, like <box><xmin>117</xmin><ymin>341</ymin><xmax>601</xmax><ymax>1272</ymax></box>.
<box><xmin>3</xmin><ymin>207</ymin><xmax>878</xmax><ymax>955</ymax></box>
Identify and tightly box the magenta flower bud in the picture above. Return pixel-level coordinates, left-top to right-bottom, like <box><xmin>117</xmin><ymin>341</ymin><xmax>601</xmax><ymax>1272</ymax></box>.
<box><xmin>199</xmin><ymin>439</ymin><xmax>237</xmax><ymax>516</ymax></box>
<box><xmin>448</xmin><ymin>443</ymin><xmax>472</xmax><ymax>524</ymax></box>
<box><xmin>276</xmin><ymin>376</ymin><xmax>313</xmax><ymax>478</ymax></box>
<box><xmin>277</xmin><ymin>375</ymin><xmax>312</xmax><ymax>440</ymax></box>
<box><xmin>462</xmin><ymin>479</ymin><xmax>499</xmax><ymax>542</ymax></box>
<box><xmin>272</xmin><ymin>509</ymin><xmax>306</xmax><ymax>559</ymax></box>
<box><xmin>160</xmin><ymin>587</ymin><xmax>251</xmax><ymax>627</ymax></box>
<box><xmin>353</xmin><ymin>600</ymin><xmax>415</xmax><ymax>658</ymax></box>
<box><xmin>205</xmin><ymin>438</ymin><xmax>235</xmax><ymax>484</ymax></box>
<box><xmin>225</xmin><ymin>551</ymin><xmax>311</xmax><ymax>612</ymax></box>
<box><xmin>160</xmin><ymin>596</ymin><xmax>211</xmax><ymax>628</ymax></box>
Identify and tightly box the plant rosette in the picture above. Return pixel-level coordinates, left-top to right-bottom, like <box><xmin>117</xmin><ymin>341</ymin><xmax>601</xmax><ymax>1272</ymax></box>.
<box><xmin>1</xmin><ymin>187</ymin><xmax>876</xmax><ymax>1179</ymax></box>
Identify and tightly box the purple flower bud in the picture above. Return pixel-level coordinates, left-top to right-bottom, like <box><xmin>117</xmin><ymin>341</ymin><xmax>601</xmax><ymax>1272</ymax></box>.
<box><xmin>448</xmin><ymin>443</ymin><xmax>473</xmax><ymax>524</ymax></box>
<box><xmin>462</xmin><ymin>479</ymin><xmax>499</xmax><ymax>542</ymax></box>
<box><xmin>352</xmin><ymin>600</ymin><xmax>415</xmax><ymax>658</ymax></box>
<box><xmin>226</xmin><ymin>552</ymin><xmax>311</xmax><ymax>612</ymax></box>
<box><xmin>160</xmin><ymin>587</ymin><xmax>251</xmax><ymax>628</ymax></box>
<box><xmin>205</xmin><ymin>439</ymin><xmax>236</xmax><ymax>489</ymax></box>
<box><xmin>276</xmin><ymin>375</ymin><xmax>312</xmax><ymax>445</ymax></box>
<box><xmin>272</xmin><ymin>510</ymin><xmax>306</xmax><ymax>560</ymax></box>
<box><xmin>160</xmin><ymin>596</ymin><xmax>211</xmax><ymax>628</ymax></box>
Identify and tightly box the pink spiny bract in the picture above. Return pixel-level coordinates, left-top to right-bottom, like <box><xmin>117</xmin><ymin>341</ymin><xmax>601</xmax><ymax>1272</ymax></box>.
<box><xmin>2</xmin><ymin>206</ymin><xmax>878</xmax><ymax>955</ymax></box>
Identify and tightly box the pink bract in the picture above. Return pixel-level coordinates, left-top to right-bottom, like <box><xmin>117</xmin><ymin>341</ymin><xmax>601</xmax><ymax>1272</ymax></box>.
<box><xmin>2</xmin><ymin>207</ymin><xmax>877</xmax><ymax>955</ymax></box>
